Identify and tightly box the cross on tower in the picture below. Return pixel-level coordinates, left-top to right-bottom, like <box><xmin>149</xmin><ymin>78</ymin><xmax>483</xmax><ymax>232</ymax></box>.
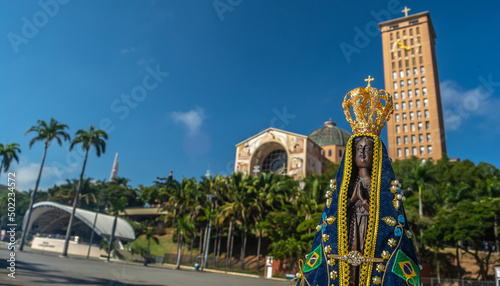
<box><xmin>401</xmin><ymin>6</ymin><xmax>411</xmax><ymax>17</ymax></box>
<box><xmin>365</xmin><ymin>76</ymin><xmax>374</xmax><ymax>87</ymax></box>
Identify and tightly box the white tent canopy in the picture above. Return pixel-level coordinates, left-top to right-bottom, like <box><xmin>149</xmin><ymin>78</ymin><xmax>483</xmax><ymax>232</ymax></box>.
<box><xmin>23</xmin><ymin>201</ymin><xmax>136</xmax><ymax>241</ymax></box>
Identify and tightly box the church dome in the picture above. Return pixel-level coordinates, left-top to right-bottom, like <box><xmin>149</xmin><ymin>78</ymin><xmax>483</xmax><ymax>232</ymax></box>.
<box><xmin>308</xmin><ymin>120</ymin><xmax>351</xmax><ymax>147</ymax></box>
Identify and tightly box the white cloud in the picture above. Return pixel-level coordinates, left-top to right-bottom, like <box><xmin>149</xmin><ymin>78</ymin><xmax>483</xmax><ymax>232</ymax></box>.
<box><xmin>441</xmin><ymin>80</ymin><xmax>500</xmax><ymax>131</ymax></box>
<box><xmin>171</xmin><ymin>107</ymin><xmax>205</xmax><ymax>134</ymax></box>
<box><xmin>16</xmin><ymin>162</ymin><xmax>64</xmax><ymax>192</ymax></box>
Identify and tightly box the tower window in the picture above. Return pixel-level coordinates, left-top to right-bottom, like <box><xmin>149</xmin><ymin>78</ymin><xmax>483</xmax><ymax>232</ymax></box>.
<box><xmin>427</xmin><ymin>133</ymin><xmax>431</xmax><ymax>142</ymax></box>
<box><xmin>407</xmin><ymin>79</ymin><xmax>412</xmax><ymax>86</ymax></box>
<box><xmin>423</xmin><ymin>87</ymin><xmax>428</xmax><ymax>95</ymax></box>
<box><xmin>416</xmin><ymin>99</ymin><xmax>420</xmax><ymax>107</ymax></box>
<box><xmin>402</xmin><ymin>113</ymin><xmax>407</xmax><ymax>121</ymax></box>
<box><xmin>411</xmin><ymin>135</ymin><xmax>416</xmax><ymax>143</ymax></box>
<box><xmin>409</xmin><ymin>101</ymin><xmax>413</xmax><ymax>108</ymax></box>
<box><xmin>402</xmin><ymin>102</ymin><xmax>406</xmax><ymax>110</ymax></box>
<box><xmin>419</xmin><ymin>134</ymin><xmax>424</xmax><ymax>142</ymax></box>
<box><xmin>418</xmin><ymin>122</ymin><xmax>423</xmax><ymax>130</ymax></box>
<box><xmin>414</xmin><ymin>78</ymin><xmax>418</xmax><ymax>85</ymax></box>
<box><xmin>397</xmin><ymin>137</ymin><xmax>401</xmax><ymax>145</ymax></box>
<box><xmin>395</xmin><ymin>103</ymin><xmax>399</xmax><ymax>110</ymax></box>
<box><xmin>420</xmin><ymin>146</ymin><xmax>425</xmax><ymax>155</ymax></box>
<box><xmin>409</xmin><ymin>112</ymin><xmax>414</xmax><ymax>120</ymax></box>
<box><xmin>412</xmin><ymin>147</ymin><xmax>417</xmax><ymax>155</ymax></box>
<box><xmin>406</xmin><ymin>69</ymin><xmax>410</xmax><ymax>76</ymax></box>
<box><xmin>393</xmin><ymin>82</ymin><xmax>398</xmax><ymax>89</ymax></box>
<box><xmin>413</xmin><ymin>67</ymin><xmax>418</xmax><ymax>75</ymax></box>
<box><xmin>421</xmin><ymin>76</ymin><xmax>426</xmax><ymax>84</ymax></box>
<box><xmin>405</xmin><ymin>148</ymin><xmax>409</xmax><ymax>156</ymax></box>
<box><xmin>411</xmin><ymin>123</ymin><xmax>415</xmax><ymax>131</ymax></box>
<box><xmin>400</xmin><ymin>70</ymin><xmax>404</xmax><ymax>78</ymax></box>
<box><xmin>425</xmin><ymin>121</ymin><xmax>430</xmax><ymax>129</ymax></box>
<box><xmin>424</xmin><ymin>110</ymin><xmax>430</xmax><ymax>118</ymax></box>
<box><xmin>415</xmin><ymin>89</ymin><xmax>420</xmax><ymax>96</ymax></box>
<box><xmin>417</xmin><ymin>111</ymin><xmax>422</xmax><ymax>119</ymax></box>
<box><xmin>408</xmin><ymin>90</ymin><xmax>413</xmax><ymax>98</ymax></box>
<box><xmin>404</xmin><ymin>136</ymin><xmax>408</xmax><ymax>144</ymax></box>
<box><xmin>427</xmin><ymin>145</ymin><xmax>432</xmax><ymax>154</ymax></box>
<box><xmin>393</xmin><ymin>71</ymin><xmax>397</xmax><ymax>79</ymax></box>
<box><xmin>403</xmin><ymin>124</ymin><xmax>408</xmax><ymax>132</ymax></box>
<box><xmin>420</xmin><ymin>66</ymin><xmax>425</xmax><ymax>74</ymax></box>
<box><xmin>397</xmin><ymin>148</ymin><xmax>402</xmax><ymax>157</ymax></box>
<box><xmin>394</xmin><ymin>92</ymin><xmax>398</xmax><ymax>100</ymax></box>
<box><xmin>401</xmin><ymin>91</ymin><xmax>406</xmax><ymax>99</ymax></box>
<box><xmin>423</xmin><ymin>98</ymin><xmax>429</xmax><ymax>106</ymax></box>
<box><xmin>396</xmin><ymin>125</ymin><xmax>400</xmax><ymax>133</ymax></box>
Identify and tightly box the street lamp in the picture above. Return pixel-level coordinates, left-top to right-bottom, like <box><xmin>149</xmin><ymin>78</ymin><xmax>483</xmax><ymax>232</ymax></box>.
<box><xmin>203</xmin><ymin>194</ymin><xmax>215</xmax><ymax>269</ymax></box>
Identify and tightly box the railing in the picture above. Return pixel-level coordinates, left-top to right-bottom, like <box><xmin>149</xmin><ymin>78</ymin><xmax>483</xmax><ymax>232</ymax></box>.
<box><xmin>421</xmin><ymin>278</ymin><xmax>496</xmax><ymax>286</ymax></box>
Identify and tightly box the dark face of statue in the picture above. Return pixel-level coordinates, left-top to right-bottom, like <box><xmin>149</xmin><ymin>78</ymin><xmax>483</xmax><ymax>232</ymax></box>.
<box><xmin>355</xmin><ymin>137</ymin><xmax>374</xmax><ymax>169</ymax></box>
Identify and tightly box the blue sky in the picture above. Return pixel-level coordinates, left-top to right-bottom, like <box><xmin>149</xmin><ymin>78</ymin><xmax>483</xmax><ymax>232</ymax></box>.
<box><xmin>1</xmin><ymin>0</ymin><xmax>499</xmax><ymax>191</ymax></box>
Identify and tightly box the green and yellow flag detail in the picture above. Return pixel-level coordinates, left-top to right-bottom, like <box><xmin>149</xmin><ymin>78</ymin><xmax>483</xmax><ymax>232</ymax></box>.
<box><xmin>391</xmin><ymin>250</ymin><xmax>420</xmax><ymax>286</ymax></box>
<box><xmin>303</xmin><ymin>244</ymin><xmax>322</xmax><ymax>273</ymax></box>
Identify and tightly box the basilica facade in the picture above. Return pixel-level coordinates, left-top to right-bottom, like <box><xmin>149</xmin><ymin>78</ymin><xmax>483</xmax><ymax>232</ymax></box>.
<box><xmin>234</xmin><ymin>120</ymin><xmax>351</xmax><ymax>179</ymax></box>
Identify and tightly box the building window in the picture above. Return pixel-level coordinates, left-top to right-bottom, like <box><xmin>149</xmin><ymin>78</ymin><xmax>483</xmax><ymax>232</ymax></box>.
<box><xmin>401</xmin><ymin>91</ymin><xmax>406</xmax><ymax>99</ymax></box>
<box><xmin>409</xmin><ymin>28</ymin><xmax>413</xmax><ymax>36</ymax></box>
<box><xmin>396</xmin><ymin>125</ymin><xmax>400</xmax><ymax>133</ymax></box>
<box><xmin>322</xmin><ymin>150</ymin><xmax>325</xmax><ymax>156</ymax></box>
<box><xmin>395</xmin><ymin>103</ymin><xmax>399</xmax><ymax>110</ymax></box>
<box><xmin>420</xmin><ymin>66</ymin><xmax>425</xmax><ymax>73</ymax></box>
<box><xmin>395</xmin><ymin>114</ymin><xmax>400</xmax><ymax>122</ymax></box>
<box><xmin>426</xmin><ymin>133</ymin><xmax>431</xmax><ymax>142</ymax></box>
<box><xmin>416</xmin><ymin>99</ymin><xmax>420</xmax><ymax>107</ymax></box>
<box><xmin>393</xmin><ymin>82</ymin><xmax>398</xmax><ymax>89</ymax></box>
<box><xmin>339</xmin><ymin>150</ymin><xmax>343</xmax><ymax>157</ymax></box>
<box><xmin>417</xmin><ymin>111</ymin><xmax>422</xmax><ymax>119</ymax></box>
<box><xmin>415</xmin><ymin>89</ymin><xmax>420</xmax><ymax>96</ymax></box>
<box><xmin>262</xmin><ymin>149</ymin><xmax>288</xmax><ymax>175</ymax></box>
<box><xmin>405</xmin><ymin>148</ymin><xmax>409</xmax><ymax>156</ymax></box>
<box><xmin>412</xmin><ymin>147</ymin><xmax>417</xmax><ymax>155</ymax></box>
<box><xmin>418</xmin><ymin>122</ymin><xmax>423</xmax><ymax>130</ymax></box>
<box><xmin>427</xmin><ymin>145</ymin><xmax>432</xmax><ymax>154</ymax></box>
<box><xmin>400</xmin><ymin>80</ymin><xmax>404</xmax><ymax>88</ymax></box>
<box><xmin>410</xmin><ymin>112</ymin><xmax>414</xmax><ymax>120</ymax></box>
<box><xmin>423</xmin><ymin>98</ymin><xmax>429</xmax><ymax>106</ymax></box>
<box><xmin>397</xmin><ymin>137</ymin><xmax>401</xmax><ymax>145</ymax></box>
<box><xmin>403</xmin><ymin>124</ymin><xmax>408</xmax><ymax>132</ymax></box>
<box><xmin>411</xmin><ymin>135</ymin><xmax>416</xmax><ymax>143</ymax></box>
<box><xmin>423</xmin><ymin>87</ymin><xmax>428</xmax><ymax>95</ymax></box>
<box><xmin>419</xmin><ymin>56</ymin><xmax>423</xmax><ymax>64</ymax></box>
<box><xmin>425</xmin><ymin>121</ymin><xmax>430</xmax><ymax>129</ymax></box>
<box><xmin>402</xmin><ymin>113</ymin><xmax>407</xmax><ymax>121</ymax></box>
<box><xmin>392</xmin><ymin>62</ymin><xmax>395</xmax><ymax>70</ymax></box>
<box><xmin>394</xmin><ymin>92</ymin><xmax>398</xmax><ymax>100</ymax></box>
<box><xmin>408</xmin><ymin>90</ymin><xmax>413</xmax><ymax>98</ymax></box>
<box><xmin>407</xmin><ymin>79</ymin><xmax>412</xmax><ymax>86</ymax></box>
<box><xmin>404</xmin><ymin>136</ymin><xmax>408</xmax><ymax>144</ymax></box>
<box><xmin>400</xmin><ymin>70</ymin><xmax>404</xmax><ymax>78</ymax></box>
<box><xmin>397</xmin><ymin>148</ymin><xmax>402</xmax><ymax>157</ymax></box>
<box><xmin>424</xmin><ymin>110</ymin><xmax>430</xmax><ymax>118</ymax></box>
<box><xmin>421</xmin><ymin>76</ymin><xmax>426</xmax><ymax>84</ymax></box>
<box><xmin>411</xmin><ymin>123</ymin><xmax>415</xmax><ymax>131</ymax></box>
<box><xmin>414</xmin><ymin>78</ymin><xmax>418</xmax><ymax>85</ymax></box>
<box><xmin>328</xmin><ymin>149</ymin><xmax>332</xmax><ymax>157</ymax></box>
<box><xmin>409</xmin><ymin>101</ymin><xmax>413</xmax><ymax>108</ymax></box>
<box><xmin>413</xmin><ymin>67</ymin><xmax>418</xmax><ymax>75</ymax></box>
<box><xmin>390</xmin><ymin>33</ymin><xmax>393</xmax><ymax>41</ymax></box>
<box><xmin>402</xmin><ymin>102</ymin><xmax>406</xmax><ymax>110</ymax></box>
<box><xmin>420</xmin><ymin>146</ymin><xmax>425</xmax><ymax>155</ymax></box>
<box><xmin>419</xmin><ymin>134</ymin><xmax>424</xmax><ymax>142</ymax></box>
<box><xmin>391</xmin><ymin>25</ymin><xmax>399</xmax><ymax>31</ymax></box>
<box><xmin>406</xmin><ymin>69</ymin><xmax>410</xmax><ymax>76</ymax></box>
<box><xmin>393</xmin><ymin>71</ymin><xmax>397</xmax><ymax>79</ymax></box>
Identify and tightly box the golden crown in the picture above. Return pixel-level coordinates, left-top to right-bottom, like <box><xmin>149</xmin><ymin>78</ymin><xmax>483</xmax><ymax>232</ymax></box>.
<box><xmin>342</xmin><ymin>76</ymin><xmax>394</xmax><ymax>136</ymax></box>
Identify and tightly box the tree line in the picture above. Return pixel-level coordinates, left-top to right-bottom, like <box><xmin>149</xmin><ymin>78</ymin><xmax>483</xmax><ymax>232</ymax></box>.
<box><xmin>1</xmin><ymin>118</ymin><xmax>499</xmax><ymax>279</ymax></box>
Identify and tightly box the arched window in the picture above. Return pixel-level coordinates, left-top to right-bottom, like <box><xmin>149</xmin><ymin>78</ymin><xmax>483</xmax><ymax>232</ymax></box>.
<box><xmin>262</xmin><ymin>149</ymin><xmax>287</xmax><ymax>175</ymax></box>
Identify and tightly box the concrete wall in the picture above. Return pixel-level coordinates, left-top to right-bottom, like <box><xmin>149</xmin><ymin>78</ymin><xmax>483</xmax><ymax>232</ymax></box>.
<box><xmin>31</xmin><ymin>237</ymin><xmax>107</xmax><ymax>258</ymax></box>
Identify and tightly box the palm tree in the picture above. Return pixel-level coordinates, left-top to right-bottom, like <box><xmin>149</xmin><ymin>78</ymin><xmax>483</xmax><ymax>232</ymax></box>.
<box><xmin>107</xmin><ymin>196</ymin><xmax>128</xmax><ymax>261</ymax></box>
<box><xmin>20</xmin><ymin>118</ymin><xmax>70</xmax><ymax>251</ymax></box>
<box><xmin>0</xmin><ymin>143</ymin><xmax>21</xmax><ymax>177</ymax></box>
<box><xmin>144</xmin><ymin>227</ymin><xmax>160</xmax><ymax>266</ymax></box>
<box><xmin>174</xmin><ymin>214</ymin><xmax>195</xmax><ymax>269</ymax></box>
<box><xmin>62</xmin><ymin>125</ymin><xmax>107</xmax><ymax>257</ymax></box>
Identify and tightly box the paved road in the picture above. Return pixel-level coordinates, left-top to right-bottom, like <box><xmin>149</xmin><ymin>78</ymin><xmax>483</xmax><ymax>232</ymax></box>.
<box><xmin>0</xmin><ymin>248</ymin><xmax>290</xmax><ymax>286</ymax></box>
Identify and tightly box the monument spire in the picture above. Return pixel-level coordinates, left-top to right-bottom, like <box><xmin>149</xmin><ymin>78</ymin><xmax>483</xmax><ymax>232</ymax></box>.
<box><xmin>109</xmin><ymin>153</ymin><xmax>119</xmax><ymax>182</ymax></box>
